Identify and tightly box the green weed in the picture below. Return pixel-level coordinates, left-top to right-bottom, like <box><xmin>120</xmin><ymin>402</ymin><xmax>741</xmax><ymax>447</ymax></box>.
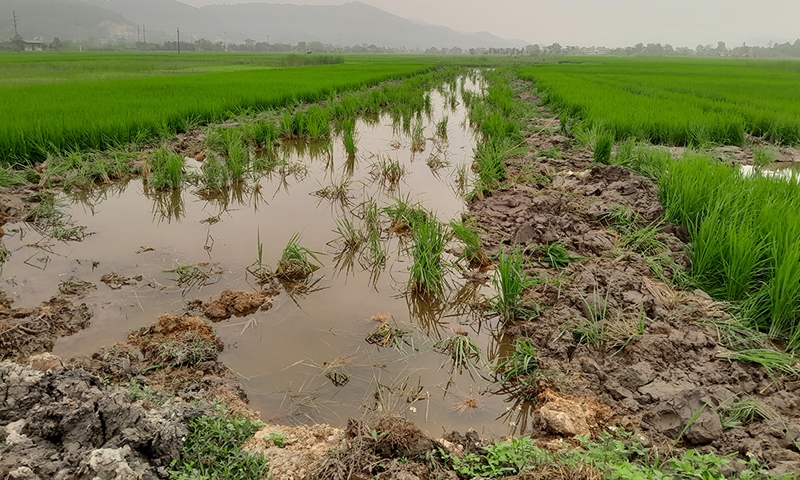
<box><xmin>148</xmin><ymin>147</ymin><xmax>185</xmax><ymax>190</ymax></box>
<box><xmin>494</xmin><ymin>338</ymin><xmax>539</xmax><ymax>383</ymax></box>
<box><xmin>491</xmin><ymin>247</ymin><xmax>538</xmax><ymax>323</ymax></box>
<box><xmin>408</xmin><ymin>217</ymin><xmax>448</xmax><ymax>299</ymax></box>
<box><xmin>450</xmin><ymin>219</ymin><xmax>489</xmax><ymax>267</ymax></box>
<box><xmin>276</xmin><ymin>233</ymin><xmax>323</xmax><ymax>281</ymax></box>
<box><xmin>593</xmin><ymin>133</ymin><xmax>614</xmax><ymax>165</ymax></box>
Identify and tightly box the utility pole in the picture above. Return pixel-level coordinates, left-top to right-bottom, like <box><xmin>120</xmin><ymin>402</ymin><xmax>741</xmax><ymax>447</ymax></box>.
<box><xmin>177</xmin><ymin>28</ymin><xmax>180</xmax><ymax>53</ymax></box>
<box><xmin>137</xmin><ymin>25</ymin><xmax>140</xmax><ymax>43</ymax></box>
<box><xmin>13</xmin><ymin>10</ymin><xmax>18</xmax><ymax>37</ymax></box>
<box><xmin>143</xmin><ymin>25</ymin><xmax>146</xmax><ymax>44</ymax></box>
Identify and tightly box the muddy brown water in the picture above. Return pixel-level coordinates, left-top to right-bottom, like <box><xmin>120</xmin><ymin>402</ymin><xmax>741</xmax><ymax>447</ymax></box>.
<box><xmin>1</xmin><ymin>79</ymin><xmax>519</xmax><ymax>436</ymax></box>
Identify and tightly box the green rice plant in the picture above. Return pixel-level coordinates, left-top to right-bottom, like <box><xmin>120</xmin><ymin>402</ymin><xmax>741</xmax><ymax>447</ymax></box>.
<box><xmin>313</xmin><ymin>179</ymin><xmax>351</xmax><ymax>203</ymax></box>
<box><xmin>433</xmin><ymin>333</ymin><xmax>483</xmax><ymax>375</ymax></box>
<box><xmin>0</xmin><ymin>164</ymin><xmax>30</xmax><ymax>187</ymax></box>
<box><xmin>198</xmin><ymin>154</ymin><xmax>229</xmax><ymax>193</ymax></box>
<box><xmin>383</xmin><ymin>194</ymin><xmax>429</xmax><ymax>233</ymax></box>
<box><xmin>148</xmin><ymin>147</ymin><xmax>184</xmax><ymax>190</ymax></box>
<box><xmin>752</xmin><ymin>146</ymin><xmax>777</xmax><ymax>168</ymax></box>
<box><xmin>165</xmin><ymin>263</ymin><xmax>222</xmax><ymax>290</ymax></box>
<box><xmin>473</xmin><ymin>137</ymin><xmax>511</xmax><ymax>193</ymax></box>
<box><xmin>304</xmin><ymin>105</ymin><xmax>331</xmax><ymax>140</ymax></box>
<box><xmin>613</xmin><ymin>137</ymin><xmax>637</xmax><ymax>165</ymax></box>
<box><xmin>493</xmin><ymin>338</ymin><xmax>539</xmax><ymax>383</ymax></box>
<box><xmin>593</xmin><ymin>133</ymin><xmax>614</xmax><ymax>165</ymax></box>
<box><xmin>275</xmin><ymin>233</ymin><xmax>323</xmax><ymax>281</ymax></box>
<box><xmin>411</xmin><ymin>120</ymin><xmax>426</xmax><ymax>152</ymax></box>
<box><xmin>722</xmin><ymin>349</ymin><xmax>800</xmax><ymax>381</ymax></box>
<box><xmin>369</xmin><ymin>156</ymin><xmax>406</xmax><ymax>189</ymax></box>
<box><xmin>572</xmin><ymin>123</ymin><xmax>610</xmax><ymax>149</ymax></box>
<box><xmin>246</xmin><ymin>230</ymin><xmax>272</xmax><ymax>283</ymax></box>
<box><xmin>491</xmin><ymin>247</ymin><xmax>538</xmax><ymax>323</ymax></box>
<box><xmin>718</xmin><ymin>394</ymin><xmax>779</xmax><ymax>430</ymax></box>
<box><xmin>42</xmin><ymin>150</ymin><xmax>132</xmax><ymax>190</ymax></box>
<box><xmin>619</xmin><ymin>223</ymin><xmax>667</xmax><ymax>256</ymax></box>
<box><xmin>407</xmin><ymin>217</ymin><xmax>448</xmax><ymax>298</ymax></box>
<box><xmin>628</xmin><ymin>146</ymin><xmax>672</xmax><ymax>179</ymax></box>
<box><xmin>332</xmin><ymin>218</ymin><xmax>365</xmax><ymax>253</ymax></box>
<box><xmin>425</xmin><ymin>152</ymin><xmax>449</xmax><ymax>171</ymax></box>
<box><xmin>450</xmin><ymin>219</ymin><xmax>489</xmax><ymax>267</ymax></box>
<box><xmin>342</xmin><ymin>117</ymin><xmax>357</xmax><ymax>157</ymax></box>
<box><xmin>436</xmin><ymin>116</ymin><xmax>449</xmax><ymax>139</ymax></box>
<box><xmin>600</xmin><ymin>205</ymin><xmax>637</xmax><ymax>229</ymax></box>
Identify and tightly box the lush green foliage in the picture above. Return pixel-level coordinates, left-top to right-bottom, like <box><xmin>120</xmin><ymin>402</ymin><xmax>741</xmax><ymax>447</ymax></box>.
<box><xmin>170</xmin><ymin>415</ymin><xmax>267</xmax><ymax>480</ymax></box>
<box><xmin>520</xmin><ymin>58</ymin><xmax>800</xmax><ymax>146</ymax></box>
<box><xmin>630</xmin><ymin>149</ymin><xmax>800</xmax><ymax>350</ymax></box>
<box><xmin>0</xmin><ymin>58</ymin><xmax>432</xmax><ymax>164</ymax></box>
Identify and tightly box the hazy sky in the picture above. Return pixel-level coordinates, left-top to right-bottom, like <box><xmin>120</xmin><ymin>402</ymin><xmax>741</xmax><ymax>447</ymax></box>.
<box><xmin>180</xmin><ymin>0</ymin><xmax>799</xmax><ymax>48</ymax></box>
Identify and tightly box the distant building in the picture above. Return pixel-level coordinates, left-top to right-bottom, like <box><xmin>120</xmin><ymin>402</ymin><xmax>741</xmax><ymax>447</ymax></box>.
<box><xmin>22</xmin><ymin>40</ymin><xmax>45</xmax><ymax>52</ymax></box>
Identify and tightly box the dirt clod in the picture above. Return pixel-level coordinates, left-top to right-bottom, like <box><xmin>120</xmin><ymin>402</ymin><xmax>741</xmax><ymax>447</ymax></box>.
<box><xmin>202</xmin><ymin>288</ymin><xmax>278</xmax><ymax>321</ymax></box>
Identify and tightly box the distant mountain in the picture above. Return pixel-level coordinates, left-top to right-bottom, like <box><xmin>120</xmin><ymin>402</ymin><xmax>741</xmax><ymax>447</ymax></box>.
<box><xmin>1</xmin><ymin>0</ymin><xmax>526</xmax><ymax>48</ymax></box>
<box><xmin>0</xmin><ymin>0</ymin><xmax>135</xmax><ymax>42</ymax></box>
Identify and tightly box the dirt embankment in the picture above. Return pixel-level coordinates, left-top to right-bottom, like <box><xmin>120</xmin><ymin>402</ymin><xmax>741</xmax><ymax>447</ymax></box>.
<box><xmin>464</xmin><ymin>88</ymin><xmax>800</xmax><ymax>473</ymax></box>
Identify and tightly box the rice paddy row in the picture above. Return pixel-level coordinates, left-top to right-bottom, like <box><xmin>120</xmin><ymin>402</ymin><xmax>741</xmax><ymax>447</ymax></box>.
<box><xmin>519</xmin><ymin>58</ymin><xmax>800</xmax><ymax>146</ymax></box>
<box><xmin>0</xmin><ymin>59</ymin><xmax>434</xmax><ymax>164</ymax></box>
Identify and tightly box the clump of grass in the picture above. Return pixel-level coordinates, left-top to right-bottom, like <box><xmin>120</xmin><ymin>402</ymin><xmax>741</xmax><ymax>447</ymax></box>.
<box><xmin>426</xmin><ymin>152</ymin><xmax>450</xmax><ymax>171</ymax></box>
<box><xmin>436</xmin><ymin>116</ymin><xmax>449</xmax><ymax>139</ymax></box>
<box><xmin>494</xmin><ymin>338</ymin><xmax>539</xmax><ymax>383</ymax></box>
<box><xmin>0</xmin><ymin>245</ymin><xmax>10</xmax><ymax>265</ymax></box>
<box><xmin>365</xmin><ymin>316</ymin><xmax>413</xmax><ymax>351</ymax></box>
<box><xmin>313</xmin><ymin>179</ymin><xmax>351</xmax><ymax>202</ymax></box>
<box><xmin>322</xmin><ymin>358</ymin><xmax>351</xmax><ymax>387</ymax></box>
<box><xmin>450</xmin><ymin>219</ymin><xmax>489</xmax><ymax>267</ymax></box>
<box><xmin>593</xmin><ymin>133</ymin><xmax>614</xmax><ymax>165</ymax></box>
<box><xmin>148</xmin><ymin>147</ymin><xmax>185</xmax><ymax>190</ymax></box>
<box><xmin>533</xmin><ymin>242</ymin><xmax>583</xmax><ymax>269</ymax></box>
<box><xmin>0</xmin><ymin>164</ymin><xmax>31</xmax><ymax>187</ymax></box>
<box><xmin>718</xmin><ymin>394</ymin><xmax>779</xmax><ymax>430</ymax></box>
<box><xmin>370</xmin><ymin>156</ymin><xmax>406</xmax><ymax>189</ymax></box>
<box><xmin>170</xmin><ymin>414</ymin><xmax>268</xmax><ymax>480</ymax></box>
<box><xmin>198</xmin><ymin>154</ymin><xmax>230</xmax><ymax>193</ymax></box>
<box><xmin>472</xmin><ymin>137</ymin><xmax>511</xmax><ymax>194</ymax></box>
<box><xmin>383</xmin><ymin>194</ymin><xmax>429</xmax><ymax>233</ymax></box>
<box><xmin>411</xmin><ymin>120</ymin><xmax>426</xmax><ymax>152</ymax></box>
<box><xmin>620</xmin><ymin>223</ymin><xmax>667</xmax><ymax>255</ymax></box>
<box><xmin>122</xmin><ymin>379</ymin><xmax>171</xmax><ymax>408</ymax></box>
<box><xmin>721</xmin><ymin>349</ymin><xmax>800</xmax><ymax>381</ymax></box>
<box><xmin>433</xmin><ymin>332</ymin><xmax>483</xmax><ymax>374</ymax></box>
<box><xmin>572</xmin><ymin>289</ymin><xmax>611</xmax><ymax>348</ymax></box>
<box><xmin>332</xmin><ymin>218</ymin><xmax>365</xmax><ymax>253</ymax></box>
<box><xmin>246</xmin><ymin>230</ymin><xmax>272</xmax><ymax>284</ymax></box>
<box><xmin>491</xmin><ymin>247</ymin><xmax>538</xmax><ymax>323</ymax></box>
<box><xmin>165</xmin><ymin>262</ymin><xmax>222</xmax><ymax>291</ymax></box>
<box><xmin>752</xmin><ymin>146</ymin><xmax>777</xmax><ymax>168</ymax></box>
<box><xmin>342</xmin><ymin>117</ymin><xmax>357</xmax><ymax>158</ymax></box>
<box><xmin>408</xmin><ymin>217</ymin><xmax>448</xmax><ymax>298</ymax></box>
<box><xmin>275</xmin><ymin>233</ymin><xmax>322</xmax><ymax>281</ymax></box>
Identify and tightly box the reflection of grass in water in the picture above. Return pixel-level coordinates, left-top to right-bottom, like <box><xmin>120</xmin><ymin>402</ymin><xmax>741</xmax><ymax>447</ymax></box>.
<box><xmin>313</xmin><ymin>178</ymin><xmax>351</xmax><ymax>203</ymax></box>
<box><xmin>369</xmin><ymin>156</ymin><xmax>406</xmax><ymax>190</ymax></box>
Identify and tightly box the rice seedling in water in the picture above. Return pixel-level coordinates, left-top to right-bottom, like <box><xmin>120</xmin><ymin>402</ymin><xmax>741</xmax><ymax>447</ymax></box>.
<box><xmin>246</xmin><ymin>230</ymin><xmax>272</xmax><ymax>283</ymax></box>
<box><xmin>473</xmin><ymin>137</ymin><xmax>511</xmax><ymax>193</ymax></box>
<box><xmin>148</xmin><ymin>147</ymin><xmax>184</xmax><ymax>190</ymax></box>
<box><xmin>450</xmin><ymin>219</ymin><xmax>489</xmax><ymax>267</ymax></box>
<box><xmin>494</xmin><ymin>338</ymin><xmax>539</xmax><ymax>383</ymax></box>
<box><xmin>198</xmin><ymin>154</ymin><xmax>230</xmax><ymax>193</ymax></box>
<box><xmin>411</xmin><ymin>120</ymin><xmax>426</xmax><ymax>152</ymax></box>
<box><xmin>433</xmin><ymin>332</ymin><xmax>483</xmax><ymax>375</ymax></box>
<box><xmin>342</xmin><ymin>117</ymin><xmax>357</xmax><ymax>157</ymax></box>
<box><xmin>370</xmin><ymin>156</ymin><xmax>406</xmax><ymax>189</ymax></box>
<box><xmin>408</xmin><ymin>217</ymin><xmax>448</xmax><ymax>299</ymax></box>
<box><xmin>332</xmin><ymin>218</ymin><xmax>365</xmax><ymax>253</ymax></box>
<box><xmin>383</xmin><ymin>194</ymin><xmax>429</xmax><ymax>233</ymax></box>
<box><xmin>365</xmin><ymin>316</ymin><xmax>413</xmax><ymax>352</ymax></box>
<box><xmin>593</xmin><ymin>133</ymin><xmax>614</xmax><ymax>165</ymax></box>
<box><xmin>275</xmin><ymin>233</ymin><xmax>322</xmax><ymax>281</ymax></box>
<box><xmin>436</xmin><ymin>116</ymin><xmax>449</xmax><ymax>139</ymax></box>
<box><xmin>165</xmin><ymin>262</ymin><xmax>222</xmax><ymax>291</ymax></box>
<box><xmin>313</xmin><ymin>179</ymin><xmax>351</xmax><ymax>203</ymax></box>
<box><xmin>491</xmin><ymin>247</ymin><xmax>538</xmax><ymax>323</ymax></box>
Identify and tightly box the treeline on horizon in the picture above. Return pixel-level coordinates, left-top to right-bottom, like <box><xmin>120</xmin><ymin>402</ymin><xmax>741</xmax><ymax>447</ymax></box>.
<box><xmin>2</xmin><ymin>35</ymin><xmax>800</xmax><ymax>58</ymax></box>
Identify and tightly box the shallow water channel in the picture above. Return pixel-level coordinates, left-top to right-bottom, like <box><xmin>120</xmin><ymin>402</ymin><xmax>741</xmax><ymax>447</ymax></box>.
<box><xmin>2</xmin><ymin>77</ymin><xmax>525</xmax><ymax>436</ymax></box>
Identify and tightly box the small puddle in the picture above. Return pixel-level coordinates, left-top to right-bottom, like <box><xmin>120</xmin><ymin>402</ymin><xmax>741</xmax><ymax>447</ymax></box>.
<box><xmin>1</xmin><ymin>76</ymin><xmax>524</xmax><ymax>435</ymax></box>
<box><xmin>740</xmin><ymin>162</ymin><xmax>800</xmax><ymax>182</ymax></box>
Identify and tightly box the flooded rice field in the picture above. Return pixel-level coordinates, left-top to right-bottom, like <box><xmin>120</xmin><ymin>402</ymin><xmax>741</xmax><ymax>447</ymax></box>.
<box><xmin>0</xmin><ymin>78</ymin><xmax>519</xmax><ymax>435</ymax></box>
